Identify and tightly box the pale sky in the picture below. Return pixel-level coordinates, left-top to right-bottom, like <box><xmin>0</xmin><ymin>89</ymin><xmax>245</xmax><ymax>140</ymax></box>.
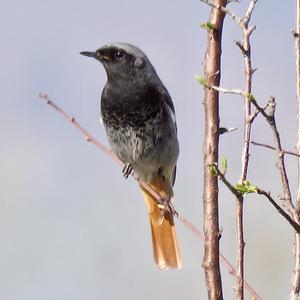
<box><xmin>0</xmin><ymin>0</ymin><xmax>297</xmax><ymax>299</ymax></box>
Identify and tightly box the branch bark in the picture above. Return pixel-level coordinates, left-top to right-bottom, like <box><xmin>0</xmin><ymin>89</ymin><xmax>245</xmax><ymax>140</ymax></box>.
<box><xmin>202</xmin><ymin>1</ymin><xmax>227</xmax><ymax>299</ymax></box>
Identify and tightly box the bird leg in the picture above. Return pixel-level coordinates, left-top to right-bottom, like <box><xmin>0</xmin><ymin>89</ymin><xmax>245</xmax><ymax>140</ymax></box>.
<box><xmin>122</xmin><ymin>163</ymin><xmax>133</xmax><ymax>179</ymax></box>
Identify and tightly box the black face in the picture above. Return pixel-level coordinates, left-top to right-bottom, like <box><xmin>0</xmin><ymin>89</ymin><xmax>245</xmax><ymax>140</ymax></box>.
<box><xmin>97</xmin><ymin>47</ymin><xmax>127</xmax><ymax>62</ymax></box>
<box><xmin>80</xmin><ymin>45</ymin><xmax>148</xmax><ymax>87</ymax></box>
<box><xmin>80</xmin><ymin>47</ymin><xmax>128</xmax><ymax>63</ymax></box>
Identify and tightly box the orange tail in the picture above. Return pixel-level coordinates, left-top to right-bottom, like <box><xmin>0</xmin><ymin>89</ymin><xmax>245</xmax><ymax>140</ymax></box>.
<box><xmin>140</xmin><ymin>177</ymin><xmax>181</xmax><ymax>270</ymax></box>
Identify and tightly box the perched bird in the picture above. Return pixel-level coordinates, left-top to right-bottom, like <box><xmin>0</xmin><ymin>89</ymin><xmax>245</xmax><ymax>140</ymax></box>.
<box><xmin>80</xmin><ymin>43</ymin><xmax>181</xmax><ymax>269</ymax></box>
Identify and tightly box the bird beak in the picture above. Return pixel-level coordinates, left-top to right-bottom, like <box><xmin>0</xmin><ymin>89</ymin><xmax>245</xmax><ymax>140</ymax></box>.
<box><xmin>80</xmin><ymin>50</ymin><xmax>110</xmax><ymax>61</ymax></box>
<box><xmin>80</xmin><ymin>51</ymin><xmax>96</xmax><ymax>58</ymax></box>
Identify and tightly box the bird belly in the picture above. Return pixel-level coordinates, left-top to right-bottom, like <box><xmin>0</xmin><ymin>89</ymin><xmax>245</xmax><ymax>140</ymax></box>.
<box><xmin>105</xmin><ymin>125</ymin><xmax>179</xmax><ymax>182</ymax></box>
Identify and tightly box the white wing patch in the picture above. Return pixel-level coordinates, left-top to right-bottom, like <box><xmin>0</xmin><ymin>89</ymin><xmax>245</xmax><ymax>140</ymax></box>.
<box><xmin>167</xmin><ymin>105</ymin><xmax>176</xmax><ymax>126</ymax></box>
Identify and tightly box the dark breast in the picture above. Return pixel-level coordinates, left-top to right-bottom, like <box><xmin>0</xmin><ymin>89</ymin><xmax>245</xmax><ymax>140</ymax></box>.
<box><xmin>101</xmin><ymin>84</ymin><xmax>167</xmax><ymax>130</ymax></box>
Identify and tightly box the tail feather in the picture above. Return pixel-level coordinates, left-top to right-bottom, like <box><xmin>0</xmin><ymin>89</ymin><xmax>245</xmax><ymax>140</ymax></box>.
<box><xmin>140</xmin><ymin>178</ymin><xmax>181</xmax><ymax>270</ymax></box>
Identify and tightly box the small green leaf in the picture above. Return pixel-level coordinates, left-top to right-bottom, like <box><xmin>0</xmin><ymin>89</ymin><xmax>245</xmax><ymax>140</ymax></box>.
<box><xmin>236</xmin><ymin>184</ymin><xmax>249</xmax><ymax>194</ymax></box>
<box><xmin>220</xmin><ymin>155</ymin><xmax>228</xmax><ymax>174</ymax></box>
<box><xmin>195</xmin><ymin>75</ymin><xmax>206</xmax><ymax>86</ymax></box>
<box><xmin>245</xmin><ymin>92</ymin><xmax>254</xmax><ymax>101</ymax></box>
<box><xmin>209</xmin><ymin>164</ymin><xmax>218</xmax><ymax>176</ymax></box>
<box><xmin>244</xmin><ymin>180</ymin><xmax>258</xmax><ymax>193</ymax></box>
<box><xmin>235</xmin><ymin>180</ymin><xmax>258</xmax><ymax>196</ymax></box>
<box><xmin>200</xmin><ymin>22</ymin><xmax>214</xmax><ymax>31</ymax></box>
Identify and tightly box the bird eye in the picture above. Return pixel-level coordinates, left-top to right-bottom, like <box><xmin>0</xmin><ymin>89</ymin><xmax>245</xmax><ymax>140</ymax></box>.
<box><xmin>114</xmin><ymin>50</ymin><xmax>126</xmax><ymax>60</ymax></box>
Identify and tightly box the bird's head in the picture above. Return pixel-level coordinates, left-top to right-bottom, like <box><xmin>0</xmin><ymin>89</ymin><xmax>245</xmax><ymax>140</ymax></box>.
<box><xmin>80</xmin><ymin>43</ymin><xmax>157</xmax><ymax>88</ymax></box>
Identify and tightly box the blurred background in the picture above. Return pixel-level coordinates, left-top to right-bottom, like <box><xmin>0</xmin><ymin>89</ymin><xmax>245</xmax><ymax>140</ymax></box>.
<box><xmin>0</xmin><ymin>0</ymin><xmax>297</xmax><ymax>299</ymax></box>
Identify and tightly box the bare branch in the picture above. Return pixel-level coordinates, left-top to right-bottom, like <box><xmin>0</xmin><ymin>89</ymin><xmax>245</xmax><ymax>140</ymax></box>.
<box><xmin>249</xmin><ymin>96</ymin><xmax>270</xmax><ymax>119</ymax></box>
<box><xmin>242</xmin><ymin>0</ymin><xmax>257</xmax><ymax>26</ymax></box>
<box><xmin>256</xmin><ymin>189</ymin><xmax>300</xmax><ymax>234</ymax></box>
<box><xmin>234</xmin><ymin>2</ymin><xmax>257</xmax><ymax>298</ymax></box>
<box><xmin>248</xmin><ymin>108</ymin><xmax>260</xmax><ymax>124</ymax></box>
<box><xmin>213</xmin><ymin>165</ymin><xmax>241</xmax><ymax>197</ymax></box>
<box><xmin>240</xmin><ymin>95</ymin><xmax>295</xmax><ymax>215</ymax></box>
<box><xmin>209</xmin><ymin>85</ymin><xmax>244</xmax><ymax>96</ymax></box>
<box><xmin>260</xmin><ymin>97</ymin><xmax>294</xmax><ymax>212</ymax></box>
<box><xmin>251</xmin><ymin>141</ymin><xmax>300</xmax><ymax>158</ymax></box>
<box><xmin>291</xmin><ymin>0</ymin><xmax>300</xmax><ymax>297</ymax></box>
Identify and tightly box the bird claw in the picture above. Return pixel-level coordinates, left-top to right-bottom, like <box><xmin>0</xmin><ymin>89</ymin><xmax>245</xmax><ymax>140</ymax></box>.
<box><xmin>157</xmin><ymin>197</ymin><xmax>177</xmax><ymax>217</ymax></box>
<box><xmin>122</xmin><ymin>163</ymin><xmax>133</xmax><ymax>179</ymax></box>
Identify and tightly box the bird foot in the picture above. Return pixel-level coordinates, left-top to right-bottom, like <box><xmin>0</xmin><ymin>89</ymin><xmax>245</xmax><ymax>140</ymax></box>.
<box><xmin>122</xmin><ymin>163</ymin><xmax>133</xmax><ymax>179</ymax></box>
<box><xmin>157</xmin><ymin>197</ymin><xmax>177</xmax><ymax>217</ymax></box>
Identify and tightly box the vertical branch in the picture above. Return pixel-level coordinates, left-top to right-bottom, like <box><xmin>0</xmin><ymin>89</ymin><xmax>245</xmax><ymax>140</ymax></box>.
<box><xmin>296</xmin><ymin>0</ymin><xmax>300</xmax><ymax>213</ymax></box>
<box><xmin>202</xmin><ymin>1</ymin><xmax>227</xmax><ymax>299</ymax></box>
<box><xmin>235</xmin><ymin>195</ymin><xmax>245</xmax><ymax>300</ymax></box>
<box><xmin>291</xmin><ymin>1</ymin><xmax>300</xmax><ymax>298</ymax></box>
<box><xmin>235</xmin><ymin>2</ymin><xmax>257</xmax><ymax>299</ymax></box>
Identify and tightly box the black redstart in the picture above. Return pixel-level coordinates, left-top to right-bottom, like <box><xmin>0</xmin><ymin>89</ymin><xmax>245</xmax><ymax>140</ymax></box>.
<box><xmin>80</xmin><ymin>43</ymin><xmax>181</xmax><ymax>269</ymax></box>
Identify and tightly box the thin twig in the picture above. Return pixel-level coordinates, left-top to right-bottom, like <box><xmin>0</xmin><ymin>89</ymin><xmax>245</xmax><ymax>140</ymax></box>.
<box><xmin>250</xmin><ymin>95</ymin><xmax>296</xmax><ymax>217</ymax></box>
<box><xmin>38</xmin><ymin>92</ymin><xmax>262</xmax><ymax>299</ymax></box>
<box><xmin>259</xmin><ymin>97</ymin><xmax>294</xmax><ymax>213</ymax></box>
<box><xmin>214</xmin><ymin>165</ymin><xmax>241</xmax><ymax>197</ymax></box>
<box><xmin>251</xmin><ymin>141</ymin><xmax>300</xmax><ymax>158</ymax></box>
<box><xmin>256</xmin><ymin>189</ymin><xmax>300</xmax><ymax>234</ymax></box>
<box><xmin>209</xmin><ymin>85</ymin><xmax>244</xmax><ymax>96</ymax></box>
<box><xmin>249</xmin><ymin>97</ymin><xmax>269</xmax><ymax>119</ymax></box>
<box><xmin>291</xmin><ymin>0</ymin><xmax>300</xmax><ymax>297</ymax></box>
<box><xmin>234</xmin><ymin>2</ymin><xmax>257</xmax><ymax>299</ymax></box>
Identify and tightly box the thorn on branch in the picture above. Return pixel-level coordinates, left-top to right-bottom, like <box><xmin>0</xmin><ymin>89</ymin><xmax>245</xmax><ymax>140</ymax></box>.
<box><xmin>251</xmin><ymin>67</ymin><xmax>258</xmax><ymax>74</ymax></box>
<box><xmin>235</xmin><ymin>40</ymin><xmax>249</xmax><ymax>56</ymax></box>
<box><xmin>219</xmin><ymin>127</ymin><xmax>238</xmax><ymax>135</ymax></box>
<box><xmin>292</xmin><ymin>30</ymin><xmax>299</xmax><ymax>38</ymax></box>
<box><xmin>248</xmin><ymin>25</ymin><xmax>257</xmax><ymax>36</ymax></box>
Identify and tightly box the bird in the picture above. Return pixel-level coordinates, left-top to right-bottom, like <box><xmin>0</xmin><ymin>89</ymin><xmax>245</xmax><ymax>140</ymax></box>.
<box><xmin>80</xmin><ymin>43</ymin><xmax>181</xmax><ymax>269</ymax></box>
